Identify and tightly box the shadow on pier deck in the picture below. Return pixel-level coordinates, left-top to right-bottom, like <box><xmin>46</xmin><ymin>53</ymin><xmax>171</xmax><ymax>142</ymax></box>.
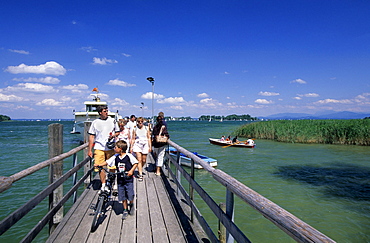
<box><xmin>46</xmin><ymin>154</ymin><xmax>208</xmax><ymax>243</ymax></box>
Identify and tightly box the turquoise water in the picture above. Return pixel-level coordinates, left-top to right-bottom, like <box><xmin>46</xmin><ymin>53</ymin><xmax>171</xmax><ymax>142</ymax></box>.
<box><xmin>1</xmin><ymin>120</ymin><xmax>369</xmax><ymax>242</ymax></box>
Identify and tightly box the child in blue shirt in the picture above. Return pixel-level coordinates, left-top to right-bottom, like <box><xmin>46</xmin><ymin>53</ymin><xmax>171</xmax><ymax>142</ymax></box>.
<box><xmin>106</xmin><ymin>140</ymin><xmax>138</xmax><ymax>220</ymax></box>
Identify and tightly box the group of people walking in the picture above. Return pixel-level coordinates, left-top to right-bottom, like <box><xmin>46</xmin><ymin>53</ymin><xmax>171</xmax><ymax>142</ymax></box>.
<box><xmin>87</xmin><ymin>105</ymin><xmax>169</xmax><ymax>219</ymax></box>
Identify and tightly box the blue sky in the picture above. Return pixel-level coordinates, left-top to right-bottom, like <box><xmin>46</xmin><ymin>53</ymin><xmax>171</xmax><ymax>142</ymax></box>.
<box><xmin>1</xmin><ymin>0</ymin><xmax>369</xmax><ymax>119</ymax></box>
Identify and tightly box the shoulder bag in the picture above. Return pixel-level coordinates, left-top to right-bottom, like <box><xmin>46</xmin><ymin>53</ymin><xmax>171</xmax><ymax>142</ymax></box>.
<box><xmin>155</xmin><ymin>125</ymin><xmax>168</xmax><ymax>143</ymax></box>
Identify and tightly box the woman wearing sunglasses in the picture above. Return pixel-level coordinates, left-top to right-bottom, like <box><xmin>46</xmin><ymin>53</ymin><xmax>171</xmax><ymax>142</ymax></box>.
<box><xmin>130</xmin><ymin>117</ymin><xmax>152</xmax><ymax>181</ymax></box>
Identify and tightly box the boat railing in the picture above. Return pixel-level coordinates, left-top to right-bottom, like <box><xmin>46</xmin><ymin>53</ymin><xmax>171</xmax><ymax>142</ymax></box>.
<box><xmin>0</xmin><ymin>123</ymin><xmax>92</xmax><ymax>242</ymax></box>
<box><xmin>166</xmin><ymin>140</ymin><xmax>335</xmax><ymax>243</ymax></box>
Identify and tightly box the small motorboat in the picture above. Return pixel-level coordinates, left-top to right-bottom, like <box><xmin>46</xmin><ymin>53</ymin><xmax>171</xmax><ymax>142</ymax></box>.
<box><xmin>167</xmin><ymin>146</ymin><xmax>217</xmax><ymax>169</ymax></box>
<box><xmin>209</xmin><ymin>138</ymin><xmax>256</xmax><ymax>148</ymax></box>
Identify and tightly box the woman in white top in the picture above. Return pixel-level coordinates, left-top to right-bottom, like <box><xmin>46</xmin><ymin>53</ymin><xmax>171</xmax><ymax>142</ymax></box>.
<box><xmin>130</xmin><ymin>117</ymin><xmax>152</xmax><ymax>181</ymax></box>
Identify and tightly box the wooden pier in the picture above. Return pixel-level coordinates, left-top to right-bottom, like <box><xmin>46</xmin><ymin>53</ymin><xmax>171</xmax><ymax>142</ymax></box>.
<box><xmin>46</xmin><ymin>154</ymin><xmax>207</xmax><ymax>243</ymax></box>
<box><xmin>0</xmin><ymin>123</ymin><xmax>336</xmax><ymax>243</ymax></box>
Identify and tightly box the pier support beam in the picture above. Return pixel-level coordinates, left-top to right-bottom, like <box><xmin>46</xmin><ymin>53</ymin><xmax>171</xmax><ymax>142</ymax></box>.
<box><xmin>48</xmin><ymin>123</ymin><xmax>64</xmax><ymax>234</ymax></box>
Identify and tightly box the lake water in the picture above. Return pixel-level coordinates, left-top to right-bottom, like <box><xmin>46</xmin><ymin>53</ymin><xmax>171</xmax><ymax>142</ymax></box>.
<box><xmin>0</xmin><ymin>120</ymin><xmax>369</xmax><ymax>242</ymax></box>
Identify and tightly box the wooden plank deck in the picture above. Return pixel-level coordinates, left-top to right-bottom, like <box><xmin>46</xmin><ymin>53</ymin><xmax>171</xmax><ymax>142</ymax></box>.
<box><xmin>46</xmin><ymin>154</ymin><xmax>209</xmax><ymax>243</ymax></box>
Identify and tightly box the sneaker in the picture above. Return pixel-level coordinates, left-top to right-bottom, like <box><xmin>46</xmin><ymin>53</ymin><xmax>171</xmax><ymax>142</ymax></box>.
<box><xmin>128</xmin><ymin>203</ymin><xmax>134</xmax><ymax>215</ymax></box>
<box><xmin>138</xmin><ymin>175</ymin><xmax>143</xmax><ymax>182</ymax></box>
<box><xmin>122</xmin><ymin>210</ymin><xmax>129</xmax><ymax>220</ymax></box>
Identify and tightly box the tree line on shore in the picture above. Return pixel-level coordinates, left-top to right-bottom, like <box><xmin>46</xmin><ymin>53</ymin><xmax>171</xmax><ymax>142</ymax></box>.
<box><xmin>0</xmin><ymin>115</ymin><xmax>11</xmax><ymax>122</ymax></box>
<box><xmin>198</xmin><ymin>114</ymin><xmax>258</xmax><ymax>121</ymax></box>
<box><xmin>234</xmin><ymin>119</ymin><xmax>370</xmax><ymax>146</ymax></box>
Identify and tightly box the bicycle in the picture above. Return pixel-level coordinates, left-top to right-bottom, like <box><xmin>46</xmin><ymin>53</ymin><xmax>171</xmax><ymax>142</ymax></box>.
<box><xmin>90</xmin><ymin>166</ymin><xmax>120</xmax><ymax>232</ymax></box>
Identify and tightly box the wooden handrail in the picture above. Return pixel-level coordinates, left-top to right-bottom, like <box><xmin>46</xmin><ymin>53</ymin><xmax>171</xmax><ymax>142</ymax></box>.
<box><xmin>0</xmin><ymin>143</ymin><xmax>88</xmax><ymax>193</ymax></box>
<box><xmin>167</xmin><ymin>140</ymin><xmax>335</xmax><ymax>243</ymax></box>
<box><xmin>0</xmin><ymin>157</ymin><xmax>91</xmax><ymax>236</ymax></box>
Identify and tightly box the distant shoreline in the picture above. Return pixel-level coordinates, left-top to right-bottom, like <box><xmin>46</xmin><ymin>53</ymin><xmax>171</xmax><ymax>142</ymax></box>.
<box><xmin>10</xmin><ymin>119</ymin><xmax>74</xmax><ymax>121</ymax></box>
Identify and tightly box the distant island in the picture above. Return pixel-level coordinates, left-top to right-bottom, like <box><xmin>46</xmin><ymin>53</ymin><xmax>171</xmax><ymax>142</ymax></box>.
<box><xmin>0</xmin><ymin>115</ymin><xmax>11</xmax><ymax>121</ymax></box>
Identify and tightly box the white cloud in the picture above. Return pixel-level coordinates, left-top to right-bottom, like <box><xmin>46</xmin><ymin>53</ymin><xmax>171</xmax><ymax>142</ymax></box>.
<box><xmin>61</xmin><ymin>84</ymin><xmax>89</xmax><ymax>91</ymax></box>
<box><xmin>0</xmin><ymin>93</ymin><xmax>26</xmax><ymax>102</ymax></box>
<box><xmin>36</xmin><ymin>99</ymin><xmax>63</xmax><ymax>106</ymax></box>
<box><xmin>291</xmin><ymin>78</ymin><xmax>307</xmax><ymax>84</ymax></box>
<box><xmin>9</xmin><ymin>49</ymin><xmax>30</xmax><ymax>55</ymax></box>
<box><xmin>258</xmin><ymin>91</ymin><xmax>280</xmax><ymax>96</ymax></box>
<box><xmin>5</xmin><ymin>61</ymin><xmax>66</xmax><ymax>76</ymax></box>
<box><xmin>107</xmin><ymin>79</ymin><xmax>136</xmax><ymax>87</ymax></box>
<box><xmin>170</xmin><ymin>105</ymin><xmax>183</xmax><ymax>110</ymax></box>
<box><xmin>122</xmin><ymin>53</ymin><xmax>131</xmax><ymax>57</ymax></box>
<box><xmin>315</xmin><ymin>99</ymin><xmax>353</xmax><ymax>104</ymax></box>
<box><xmin>80</xmin><ymin>46</ymin><xmax>97</xmax><ymax>52</ymax></box>
<box><xmin>297</xmin><ymin>93</ymin><xmax>319</xmax><ymax>98</ymax></box>
<box><xmin>5</xmin><ymin>83</ymin><xmax>56</xmax><ymax>93</ymax></box>
<box><xmin>141</xmin><ymin>92</ymin><xmax>165</xmax><ymax>100</ymax></box>
<box><xmin>197</xmin><ymin>92</ymin><xmax>209</xmax><ymax>98</ymax></box>
<box><xmin>255</xmin><ymin>99</ymin><xmax>274</xmax><ymax>104</ymax></box>
<box><xmin>13</xmin><ymin>77</ymin><xmax>61</xmax><ymax>84</ymax></box>
<box><xmin>111</xmin><ymin>98</ymin><xmax>129</xmax><ymax>106</ymax></box>
<box><xmin>224</xmin><ymin>71</ymin><xmax>230</xmax><ymax>74</ymax></box>
<box><xmin>200</xmin><ymin>98</ymin><xmax>213</xmax><ymax>103</ymax></box>
<box><xmin>293</xmin><ymin>97</ymin><xmax>302</xmax><ymax>100</ymax></box>
<box><xmin>355</xmin><ymin>93</ymin><xmax>370</xmax><ymax>100</ymax></box>
<box><xmin>157</xmin><ymin>97</ymin><xmax>186</xmax><ymax>104</ymax></box>
<box><xmin>199</xmin><ymin>98</ymin><xmax>222</xmax><ymax>107</ymax></box>
<box><xmin>92</xmin><ymin>57</ymin><xmax>118</xmax><ymax>65</ymax></box>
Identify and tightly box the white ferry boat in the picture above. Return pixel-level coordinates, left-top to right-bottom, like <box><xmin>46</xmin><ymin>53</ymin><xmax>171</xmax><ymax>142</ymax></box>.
<box><xmin>71</xmin><ymin>88</ymin><xmax>121</xmax><ymax>134</ymax></box>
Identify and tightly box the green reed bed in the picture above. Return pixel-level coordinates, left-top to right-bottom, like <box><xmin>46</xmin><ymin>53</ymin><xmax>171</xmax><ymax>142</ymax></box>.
<box><xmin>234</xmin><ymin>119</ymin><xmax>370</xmax><ymax>145</ymax></box>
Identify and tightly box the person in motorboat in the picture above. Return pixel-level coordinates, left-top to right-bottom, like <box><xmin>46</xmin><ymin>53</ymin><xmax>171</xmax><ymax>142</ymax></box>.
<box><xmin>220</xmin><ymin>135</ymin><xmax>225</xmax><ymax>141</ymax></box>
<box><xmin>232</xmin><ymin>136</ymin><xmax>239</xmax><ymax>143</ymax></box>
<box><xmin>246</xmin><ymin>139</ymin><xmax>255</xmax><ymax>145</ymax></box>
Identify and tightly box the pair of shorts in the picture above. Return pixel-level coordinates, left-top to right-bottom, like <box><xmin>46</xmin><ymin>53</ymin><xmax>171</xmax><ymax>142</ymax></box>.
<box><xmin>94</xmin><ymin>149</ymin><xmax>115</xmax><ymax>165</ymax></box>
<box><xmin>117</xmin><ymin>182</ymin><xmax>134</xmax><ymax>201</ymax></box>
<box><xmin>132</xmin><ymin>141</ymin><xmax>149</xmax><ymax>154</ymax></box>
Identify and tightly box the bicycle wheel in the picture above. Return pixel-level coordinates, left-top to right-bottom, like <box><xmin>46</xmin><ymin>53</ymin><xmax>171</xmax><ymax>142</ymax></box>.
<box><xmin>91</xmin><ymin>196</ymin><xmax>104</xmax><ymax>232</ymax></box>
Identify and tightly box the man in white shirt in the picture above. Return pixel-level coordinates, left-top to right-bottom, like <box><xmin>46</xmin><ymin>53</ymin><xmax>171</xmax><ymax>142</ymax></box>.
<box><xmin>88</xmin><ymin>105</ymin><xmax>120</xmax><ymax>191</ymax></box>
<box><xmin>126</xmin><ymin>114</ymin><xmax>137</xmax><ymax>138</ymax></box>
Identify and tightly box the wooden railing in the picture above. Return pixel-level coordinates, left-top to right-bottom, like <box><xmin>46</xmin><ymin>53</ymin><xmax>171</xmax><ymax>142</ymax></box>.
<box><xmin>165</xmin><ymin>140</ymin><xmax>336</xmax><ymax>243</ymax></box>
<box><xmin>0</xmin><ymin>123</ymin><xmax>91</xmax><ymax>243</ymax></box>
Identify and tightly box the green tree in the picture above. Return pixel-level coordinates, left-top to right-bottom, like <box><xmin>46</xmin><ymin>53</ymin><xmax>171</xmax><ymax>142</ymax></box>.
<box><xmin>0</xmin><ymin>115</ymin><xmax>11</xmax><ymax>121</ymax></box>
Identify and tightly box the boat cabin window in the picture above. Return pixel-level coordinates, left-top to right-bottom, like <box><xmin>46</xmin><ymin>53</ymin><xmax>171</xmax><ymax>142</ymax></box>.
<box><xmin>86</xmin><ymin>105</ymin><xmax>98</xmax><ymax>112</ymax></box>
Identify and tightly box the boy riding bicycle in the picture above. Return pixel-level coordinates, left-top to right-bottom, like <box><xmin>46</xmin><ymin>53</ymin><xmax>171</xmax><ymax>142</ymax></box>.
<box><xmin>98</xmin><ymin>140</ymin><xmax>138</xmax><ymax>220</ymax></box>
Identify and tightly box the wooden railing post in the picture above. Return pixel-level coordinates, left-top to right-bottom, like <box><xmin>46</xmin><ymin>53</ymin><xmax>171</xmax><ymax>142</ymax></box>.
<box><xmin>176</xmin><ymin>151</ymin><xmax>181</xmax><ymax>197</ymax></box>
<box><xmin>190</xmin><ymin>158</ymin><xmax>195</xmax><ymax>223</ymax></box>
<box><xmin>84</xmin><ymin>121</ymin><xmax>92</xmax><ymax>186</ymax></box>
<box><xmin>218</xmin><ymin>202</ymin><xmax>226</xmax><ymax>243</ymax></box>
<box><xmin>48</xmin><ymin>123</ymin><xmax>63</xmax><ymax>234</ymax></box>
<box><xmin>72</xmin><ymin>153</ymin><xmax>78</xmax><ymax>203</ymax></box>
<box><xmin>226</xmin><ymin>189</ymin><xmax>235</xmax><ymax>243</ymax></box>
